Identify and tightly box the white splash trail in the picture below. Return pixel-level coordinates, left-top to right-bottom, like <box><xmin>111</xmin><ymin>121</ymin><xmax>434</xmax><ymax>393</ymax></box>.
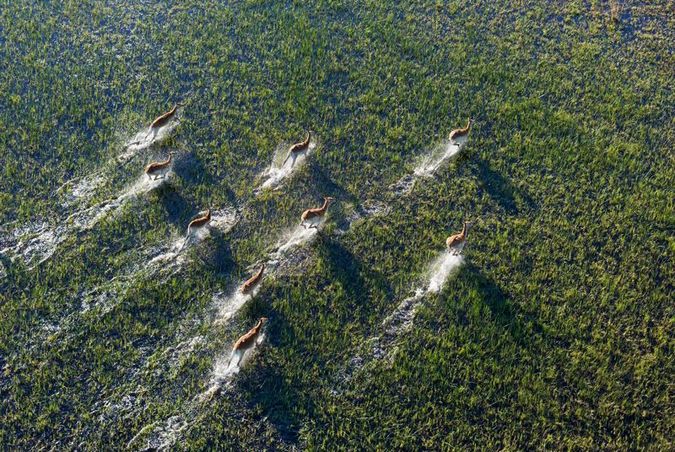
<box><xmin>212</xmin><ymin>284</ymin><xmax>261</xmax><ymax>325</ymax></box>
<box><xmin>147</xmin><ymin>208</ymin><xmax>239</xmax><ymax>270</ymax></box>
<box><xmin>391</xmin><ymin>136</ymin><xmax>468</xmax><ymax>196</ymax></box>
<box><xmin>130</xmin><ymin>332</ymin><xmax>267</xmax><ymax>451</ymax></box>
<box><xmin>339</xmin><ymin>252</ymin><xmax>465</xmax><ymax>385</ymax></box>
<box><xmin>118</xmin><ymin>120</ymin><xmax>180</xmax><ymax>164</ymax></box>
<box><xmin>270</xmin><ymin>219</ymin><xmax>323</xmax><ymax>259</ymax></box>
<box><xmin>136</xmin><ymin>216</ymin><xmax>325</xmax><ymax>449</ymax></box>
<box><xmin>255</xmin><ymin>139</ymin><xmax>317</xmax><ymax>193</ymax></box>
<box><xmin>73</xmin><ymin>173</ymin><xmax>171</xmax><ymax>230</ymax></box>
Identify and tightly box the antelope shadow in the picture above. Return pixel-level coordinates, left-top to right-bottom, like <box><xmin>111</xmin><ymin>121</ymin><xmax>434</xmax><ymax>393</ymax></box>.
<box><xmin>156</xmin><ymin>185</ymin><xmax>192</xmax><ymax>228</ymax></box>
<box><xmin>452</xmin><ymin>263</ymin><xmax>549</xmax><ymax>347</ymax></box>
<box><xmin>316</xmin><ymin>235</ymin><xmax>392</xmax><ymax>325</ymax></box>
<box><xmin>237</xmin><ymin>310</ymin><xmax>309</xmax><ymax>445</ymax></box>
<box><xmin>472</xmin><ymin>156</ymin><xmax>535</xmax><ymax>215</ymax></box>
<box><xmin>196</xmin><ymin>228</ymin><xmax>235</xmax><ymax>276</ymax></box>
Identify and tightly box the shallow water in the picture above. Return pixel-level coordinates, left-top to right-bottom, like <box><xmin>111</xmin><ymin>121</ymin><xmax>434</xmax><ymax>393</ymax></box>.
<box><xmin>118</xmin><ymin>120</ymin><xmax>180</xmax><ymax>163</ymax></box>
<box><xmin>391</xmin><ymin>136</ymin><xmax>468</xmax><ymax>196</ymax></box>
<box><xmin>256</xmin><ymin>139</ymin><xmax>317</xmax><ymax>193</ymax></box>
<box><xmin>413</xmin><ymin>138</ymin><xmax>465</xmax><ymax>177</ymax></box>
<box><xmin>339</xmin><ymin>252</ymin><xmax>464</xmax><ymax>383</ymax></box>
<box><xmin>271</xmin><ymin>222</ymin><xmax>321</xmax><ymax>257</ymax></box>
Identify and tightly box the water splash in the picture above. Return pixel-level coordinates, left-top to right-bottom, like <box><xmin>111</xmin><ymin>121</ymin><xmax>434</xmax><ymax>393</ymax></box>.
<box><xmin>391</xmin><ymin>136</ymin><xmax>468</xmax><ymax>196</ymax></box>
<box><xmin>0</xmin><ymin>221</ymin><xmax>70</xmax><ymax>269</ymax></box>
<box><xmin>58</xmin><ymin>172</ymin><xmax>106</xmax><ymax>207</ymax></box>
<box><xmin>199</xmin><ymin>331</ymin><xmax>267</xmax><ymax>401</ymax></box>
<box><xmin>426</xmin><ymin>252</ymin><xmax>464</xmax><ymax>294</ymax></box>
<box><xmin>147</xmin><ymin>208</ymin><xmax>238</xmax><ymax>269</ymax></box>
<box><xmin>134</xmin><ymin>331</ymin><xmax>267</xmax><ymax>450</ymax></box>
<box><xmin>212</xmin><ymin>285</ymin><xmax>260</xmax><ymax>325</ymax></box>
<box><xmin>338</xmin><ymin>252</ymin><xmax>464</xmax><ymax>384</ymax></box>
<box><xmin>75</xmin><ymin>173</ymin><xmax>171</xmax><ymax>230</ymax></box>
<box><xmin>255</xmin><ymin>139</ymin><xmax>317</xmax><ymax>193</ymax></box>
<box><xmin>118</xmin><ymin>120</ymin><xmax>180</xmax><ymax>163</ymax></box>
<box><xmin>271</xmin><ymin>222</ymin><xmax>321</xmax><ymax>258</ymax></box>
<box><xmin>414</xmin><ymin>137</ymin><xmax>466</xmax><ymax>177</ymax></box>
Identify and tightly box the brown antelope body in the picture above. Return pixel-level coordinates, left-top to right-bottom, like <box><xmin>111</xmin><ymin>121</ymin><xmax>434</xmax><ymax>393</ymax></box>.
<box><xmin>144</xmin><ymin>152</ymin><xmax>174</xmax><ymax>180</ymax></box>
<box><xmin>233</xmin><ymin>317</ymin><xmax>268</xmax><ymax>352</ymax></box>
<box><xmin>150</xmin><ymin>104</ymin><xmax>180</xmax><ymax>129</ymax></box>
<box><xmin>240</xmin><ymin>264</ymin><xmax>265</xmax><ymax>294</ymax></box>
<box><xmin>283</xmin><ymin>131</ymin><xmax>311</xmax><ymax>166</ymax></box>
<box><xmin>449</xmin><ymin>118</ymin><xmax>472</xmax><ymax>143</ymax></box>
<box><xmin>446</xmin><ymin>221</ymin><xmax>470</xmax><ymax>255</ymax></box>
<box><xmin>300</xmin><ymin>197</ymin><xmax>334</xmax><ymax>228</ymax></box>
<box><xmin>187</xmin><ymin>209</ymin><xmax>211</xmax><ymax>233</ymax></box>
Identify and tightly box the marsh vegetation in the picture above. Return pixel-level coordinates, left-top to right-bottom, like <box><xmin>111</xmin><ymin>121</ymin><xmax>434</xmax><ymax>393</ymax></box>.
<box><xmin>0</xmin><ymin>1</ymin><xmax>672</xmax><ymax>449</ymax></box>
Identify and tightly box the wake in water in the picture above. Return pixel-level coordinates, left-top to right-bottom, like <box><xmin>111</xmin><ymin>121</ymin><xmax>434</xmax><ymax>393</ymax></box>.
<box><xmin>213</xmin><ymin>284</ymin><xmax>261</xmax><ymax>325</ymax></box>
<box><xmin>73</xmin><ymin>173</ymin><xmax>171</xmax><ymax>230</ymax></box>
<box><xmin>270</xmin><ymin>222</ymin><xmax>321</xmax><ymax>258</ymax></box>
<box><xmin>335</xmin><ymin>199</ymin><xmax>391</xmax><ymax>236</ymax></box>
<box><xmin>130</xmin><ymin>330</ymin><xmax>267</xmax><ymax>450</ymax></box>
<box><xmin>391</xmin><ymin>136</ymin><xmax>468</xmax><ymax>196</ymax></box>
<box><xmin>119</xmin><ymin>120</ymin><xmax>180</xmax><ymax>163</ymax></box>
<box><xmin>0</xmin><ymin>220</ymin><xmax>69</xmax><ymax>270</ymax></box>
<box><xmin>148</xmin><ymin>208</ymin><xmax>239</xmax><ymax>268</ymax></box>
<box><xmin>381</xmin><ymin>252</ymin><xmax>463</xmax><ymax>346</ymax></box>
<box><xmin>57</xmin><ymin>172</ymin><xmax>106</xmax><ymax>207</ymax></box>
<box><xmin>338</xmin><ymin>252</ymin><xmax>464</xmax><ymax>386</ymax></box>
<box><xmin>200</xmin><ymin>325</ymin><xmax>267</xmax><ymax>401</ymax></box>
<box><xmin>255</xmin><ymin>138</ymin><xmax>317</xmax><ymax>193</ymax></box>
<box><xmin>1</xmin><ymin>173</ymin><xmax>173</xmax><ymax>269</ymax></box>
<box><xmin>414</xmin><ymin>136</ymin><xmax>466</xmax><ymax>177</ymax></box>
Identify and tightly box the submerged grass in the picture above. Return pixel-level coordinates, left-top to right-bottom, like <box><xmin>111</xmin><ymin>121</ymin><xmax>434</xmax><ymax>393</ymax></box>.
<box><xmin>0</xmin><ymin>0</ymin><xmax>673</xmax><ymax>449</ymax></box>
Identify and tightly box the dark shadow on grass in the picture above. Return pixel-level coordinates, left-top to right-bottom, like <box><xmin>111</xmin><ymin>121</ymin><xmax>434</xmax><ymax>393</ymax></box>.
<box><xmin>156</xmin><ymin>185</ymin><xmax>192</xmax><ymax>228</ymax></box>
<box><xmin>453</xmin><ymin>263</ymin><xmax>546</xmax><ymax>346</ymax></box>
<box><xmin>174</xmin><ymin>151</ymin><xmax>215</xmax><ymax>187</ymax></box>
<box><xmin>473</xmin><ymin>157</ymin><xmax>535</xmax><ymax>214</ymax></box>
<box><xmin>238</xmin><ymin>310</ymin><xmax>307</xmax><ymax>444</ymax></box>
<box><xmin>196</xmin><ymin>229</ymin><xmax>235</xmax><ymax>276</ymax></box>
<box><xmin>307</xmin><ymin>161</ymin><xmax>356</xmax><ymax>203</ymax></box>
<box><xmin>316</xmin><ymin>235</ymin><xmax>391</xmax><ymax>325</ymax></box>
<box><xmin>239</xmin><ymin>358</ymin><xmax>305</xmax><ymax>444</ymax></box>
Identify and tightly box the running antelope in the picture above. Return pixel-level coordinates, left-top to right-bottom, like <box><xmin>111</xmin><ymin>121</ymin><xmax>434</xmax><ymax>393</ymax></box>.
<box><xmin>448</xmin><ymin>118</ymin><xmax>472</xmax><ymax>144</ymax></box>
<box><xmin>283</xmin><ymin>131</ymin><xmax>311</xmax><ymax>167</ymax></box>
<box><xmin>142</xmin><ymin>103</ymin><xmax>183</xmax><ymax>142</ymax></box>
<box><xmin>187</xmin><ymin>209</ymin><xmax>211</xmax><ymax>234</ymax></box>
<box><xmin>229</xmin><ymin>317</ymin><xmax>268</xmax><ymax>368</ymax></box>
<box><xmin>240</xmin><ymin>264</ymin><xmax>265</xmax><ymax>294</ymax></box>
<box><xmin>180</xmin><ymin>208</ymin><xmax>211</xmax><ymax>251</ymax></box>
<box><xmin>300</xmin><ymin>196</ymin><xmax>334</xmax><ymax>229</ymax></box>
<box><xmin>446</xmin><ymin>221</ymin><xmax>471</xmax><ymax>255</ymax></box>
<box><xmin>144</xmin><ymin>152</ymin><xmax>174</xmax><ymax>180</ymax></box>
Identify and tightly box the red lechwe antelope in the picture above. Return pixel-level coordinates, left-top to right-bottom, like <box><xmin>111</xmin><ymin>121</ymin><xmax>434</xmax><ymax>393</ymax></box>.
<box><xmin>446</xmin><ymin>221</ymin><xmax>471</xmax><ymax>255</ymax></box>
<box><xmin>180</xmin><ymin>209</ymin><xmax>211</xmax><ymax>251</ymax></box>
<box><xmin>142</xmin><ymin>103</ymin><xmax>183</xmax><ymax>141</ymax></box>
<box><xmin>282</xmin><ymin>131</ymin><xmax>311</xmax><ymax>167</ymax></box>
<box><xmin>144</xmin><ymin>152</ymin><xmax>175</xmax><ymax>180</ymax></box>
<box><xmin>448</xmin><ymin>118</ymin><xmax>472</xmax><ymax>144</ymax></box>
<box><xmin>240</xmin><ymin>264</ymin><xmax>265</xmax><ymax>294</ymax></box>
<box><xmin>300</xmin><ymin>196</ymin><xmax>334</xmax><ymax>229</ymax></box>
<box><xmin>229</xmin><ymin>317</ymin><xmax>268</xmax><ymax>367</ymax></box>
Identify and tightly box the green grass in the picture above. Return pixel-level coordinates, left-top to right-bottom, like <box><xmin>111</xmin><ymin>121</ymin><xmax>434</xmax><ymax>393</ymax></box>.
<box><xmin>1</xmin><ymin>0</ymin><xmax>673</xmax><ymax>449</ymax></box>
